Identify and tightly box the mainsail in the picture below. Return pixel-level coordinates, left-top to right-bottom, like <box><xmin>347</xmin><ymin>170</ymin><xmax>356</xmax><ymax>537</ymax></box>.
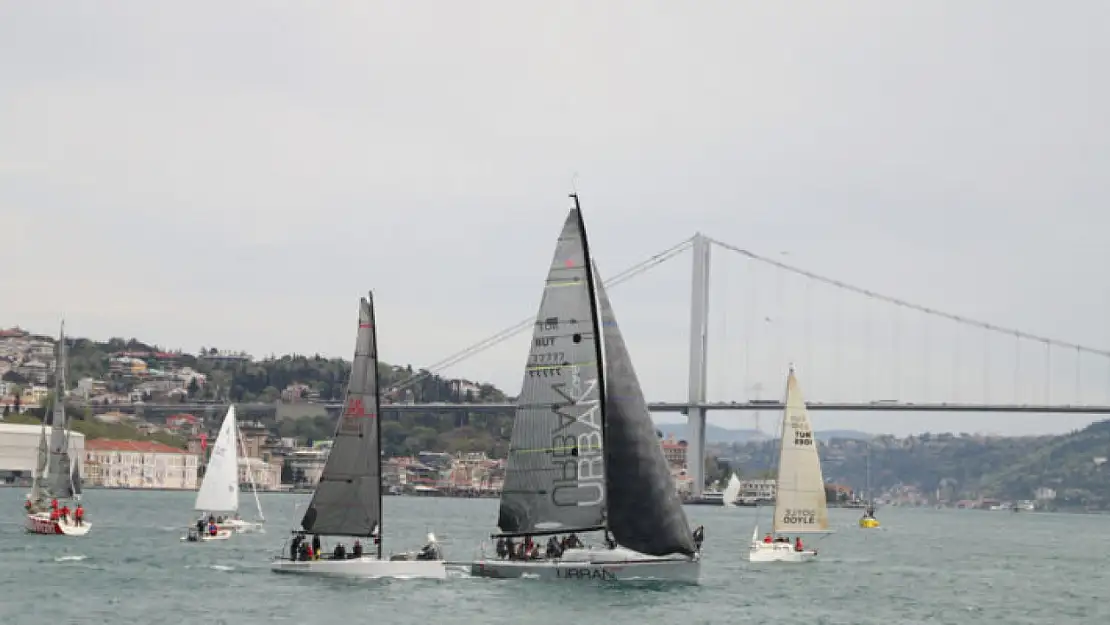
<box><xmin>497</xmin><ymin>207</ymin><xmax>606</xmax><ymax>536</ymax></box>
<box><xmin>300</xmin><ymin>295</ymin><xmax>382</xmax><ymax>545</ymax></box>
<box><xmin>36</xmin><ymin>322</ymin><xmax>75</xmax><ymax>502</ymax></box>
<box><xmin>772</xmin><ymin>368</ymin><xmax>829</xmax><ymax>535</ymax></box>
<box><xmin>595</xmin><ymin>277</ymin><xmax>695</xmax><ymax>557</ymax></box>
<box><xmin>194</xmin><ymin>405</ymin><xmax>241</xmax><ymax>514</ymax></box>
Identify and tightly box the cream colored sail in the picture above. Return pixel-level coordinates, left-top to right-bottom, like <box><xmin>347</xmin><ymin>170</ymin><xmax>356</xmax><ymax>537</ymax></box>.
<box><xmin>771</xmin><ymin>367</ymin><xmax>829</xmax><ymax>535</ymax></box>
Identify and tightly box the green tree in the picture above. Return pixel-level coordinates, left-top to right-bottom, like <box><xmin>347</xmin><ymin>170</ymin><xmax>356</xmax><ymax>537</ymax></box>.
<box><xmin>187</xmin><ymin>377</ymin><xmax>200</xmax><ymax>396</ymax></box>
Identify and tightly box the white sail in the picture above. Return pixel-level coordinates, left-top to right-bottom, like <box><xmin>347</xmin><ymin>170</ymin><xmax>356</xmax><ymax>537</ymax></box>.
<box><xmin>722</xmin><ymin>473</ymin><xmax>742</xmax><ymax>507</ymax></box>
<box><xmin>194</xmin><ymin>406</ymin><xmax>240</xmax><ymax>514</ymax></box>
<box><xmin>771</xmin><ymin>367</ymin><xmax>829</xmax><ymax>535</ymax></box>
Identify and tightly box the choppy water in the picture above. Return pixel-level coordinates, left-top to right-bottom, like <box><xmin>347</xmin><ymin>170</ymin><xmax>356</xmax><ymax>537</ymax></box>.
<box><xmin>0</xmin><ymin>488</ymin><xmax>1106</xmax><ymax>624</ymax></box>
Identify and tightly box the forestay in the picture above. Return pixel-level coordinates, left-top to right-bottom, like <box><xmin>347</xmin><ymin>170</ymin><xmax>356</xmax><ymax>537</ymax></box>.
<box><xmin>301</xmin><ymin>296</ymin><xmax>382</xmax><ymax>538</ymax></box>
<box><xmin>497</xmin><ymin>208</ymin><xmax>606</xmax><ymax>536</ymax></box>
<box><xmin>595</xmin><ymin>277</ymin><xmax>695</xmax><ymax>557</ymax></box>
<box><xmin>772</xmin><ymin>370</ymin><xmax>829</xmax><ymax>534</ymax></box>
<box><xmin>194</xmin><ymin>405</ymin><xmax>241</xmax><ymax>514</ymax></box>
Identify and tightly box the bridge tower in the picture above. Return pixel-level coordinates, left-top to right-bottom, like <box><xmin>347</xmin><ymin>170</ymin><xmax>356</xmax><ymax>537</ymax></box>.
<box><xmin>686</xmin><ymin>233</ymin><xmax>711</xmax><ymax>498</ymax></box>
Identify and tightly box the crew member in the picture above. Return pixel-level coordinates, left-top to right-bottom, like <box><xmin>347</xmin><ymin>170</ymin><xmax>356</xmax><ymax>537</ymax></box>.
<box><xmin>794</xmin><ymin>537</ymin><xmax>804</xmax><ymax>552</ymax></box>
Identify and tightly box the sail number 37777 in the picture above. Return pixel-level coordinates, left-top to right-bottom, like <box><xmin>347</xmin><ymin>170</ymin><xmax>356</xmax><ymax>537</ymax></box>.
<box><xmin>781</xmin><ymin>508</ymin><xmax>817</xmax><ymax>525</ymax></box>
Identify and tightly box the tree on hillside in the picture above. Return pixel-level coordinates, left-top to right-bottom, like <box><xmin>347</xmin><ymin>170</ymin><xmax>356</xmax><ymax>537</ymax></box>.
<box><xmin>187</xmin><ymin>377</ymin><xmax>200</xmax><ymax>396</ymax></box>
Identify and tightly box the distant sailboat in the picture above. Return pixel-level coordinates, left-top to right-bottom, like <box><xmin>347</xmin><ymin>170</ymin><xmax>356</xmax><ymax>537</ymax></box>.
<box><xmin>469</xmin><ymin>196</ymin><xmax>700</xmax><ymax>583</ymax></box>
<box><xmin>24</xmin><ymin>322</ymin><xmax>90</xmax><ymax>537</ymax></box>
<box><xmin>748</xmin><ymin>366</ymin><xmax>831</xmax><ymax>563</ymax></box>
<box><xmin>860</xmin><ymin>445</ymin><xmax>880</xmax><ymax>529</ymax></box>
<box><xmin>722</xmin><ymin>473</ymin><xmax>742</xmax><ymax>508</ymax></box>
<box><xmin>184</xmin><ymin>405</ymin><xmax>265</xmax><ymax>542</ymax></box>
<box><xmin>270</xmin><ymin>293</ymin><xmax>447</xmax><ymax>579</ymax></box>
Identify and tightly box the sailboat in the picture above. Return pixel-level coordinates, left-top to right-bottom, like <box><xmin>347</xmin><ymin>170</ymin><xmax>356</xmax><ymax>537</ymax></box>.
<box><xmin>24</xmin><ymin>322</ymin><xmax>90</xmax><ymax>537</ymax></box>
<box><xmin>469</xmin><ymin>196</ymin><xmax>700</xmax><ymax>584</ymax></box>
<box><xmin>747</xmin><ymin>365</ymin><xmax>830</xmax><ymax>563</ymax></box>
<box><xmin>722</xmin><ymin>473</ymin><xmax>742</xmax><ymax>508</ymax></box>
<box><xmin>184</xmin><ymin>405</ymin><xmax>265</xmax><ymax>541</ymax></box>
<box><xmin>859</xmin><ymin>445</ymin><xmax>880</xmax><ymax>529</ymax></box>
<box><xmin>270</xmin><ymin>293</ymin><xmax>447</xmax><ymax>579</ymax></box>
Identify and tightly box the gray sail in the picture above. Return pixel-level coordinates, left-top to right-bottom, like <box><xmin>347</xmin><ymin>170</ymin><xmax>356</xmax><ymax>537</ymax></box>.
<box><xmin>301</xmin><ymin>295</ymin><xmax>381</xmax><ymax>537</ymax></box>
<box><xmin>497</xmin><ymin>208</ymin><xmax>607</xmax><ymax>536</ymax></box>
<box><xmin>45</xmin><ymin>322</ymin><xmax>73</xmax><ymax>500</ymax></box>
<box><xmin>595</xmin><ymin>276</ymin><xmax>696</xmax><ymax>557</ymax></box>
<box><xmin>52</xmin><ymin>453</ymin><xmax>75</xmax><ymax>499</ymax></box>
<box><xmin>71</xmin><ymin>460</ymin><xmax>82</xmax><ymax>497</ymax></box>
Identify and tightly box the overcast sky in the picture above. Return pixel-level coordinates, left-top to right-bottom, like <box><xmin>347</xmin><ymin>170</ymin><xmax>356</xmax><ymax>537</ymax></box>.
<box><xmin>2</xmin><ymin>1</ymin><xmax>1107</xmax><ymax>437</ymax></box>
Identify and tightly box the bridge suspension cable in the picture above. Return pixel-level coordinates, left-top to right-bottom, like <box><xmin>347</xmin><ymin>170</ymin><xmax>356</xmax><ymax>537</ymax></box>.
<box><xmin>384</xmin><ymin>237</ymin><xmax>694</xmax><ymax>395</ymax></box>
<box><xmin>707</xmin><ymin>237</ymin><xmax>1110</xmax><ymax>359</ymax></box>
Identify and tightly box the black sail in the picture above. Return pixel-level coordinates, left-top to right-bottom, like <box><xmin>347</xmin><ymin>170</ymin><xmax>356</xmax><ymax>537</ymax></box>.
<box><xmin>301</xmin><ymin>295</ymin><xmax>382</xmax><ymax>538</ymax></box>
<box><xmin>496</xmin><ymin>208</ymin><xmax>607</xmax><ymax>536</ymax></box>
<box><xmin>595</xmin><ymin>276</ymin><xmax>696</xmax><ymax>557</ymax></box>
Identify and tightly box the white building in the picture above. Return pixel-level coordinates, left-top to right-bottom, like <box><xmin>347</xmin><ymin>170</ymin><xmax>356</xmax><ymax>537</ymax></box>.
<box><xmin>0</xmin><ymin>423</ymin><xmax>86</xmax><ymax>477</ymax></box>
<box><xmin>739</xmin><ymin>478</ymin><xmax>777</xmax><ymax>501</ymax></box>
<box><xmin>239</xmin><ymin>457</ymin><xmax>281</xmax><ymax>491</ymax></box>
<box><xmin>84</xmin><ymin>439</ymin><xmax>199</xmax><ymax>490</ymax></box>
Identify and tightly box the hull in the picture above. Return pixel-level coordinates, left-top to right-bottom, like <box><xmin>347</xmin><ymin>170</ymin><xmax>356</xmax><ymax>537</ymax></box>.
<box><xmin>859</xmin><ymin>518</ymin><xmax>880</xmax><ymax>529</ymax></box>
<box><xmin>182</xmin><ymin>529</ymin><xmax>233</xmax><ymax>542</ymax></box>
<box><xmin>747</xmin><ymin>542</ymin><xmax>817</xmax><ymax>563</ymax></box>
<box><xmin>270</xmin><ymin>556</ymin><xmax>447</xmax><ymax>579</ymax></box>
<box><xmin>25</xmin><ymin>513</ymin><xmax>92</xmax><ymax>537</ymax></box>
<box><xmin>221</xmin><ymin>519</ymin><xmax>264</xmax><ymax>533</ymax></box>
<box><xmin>469</xmin><ymin>547</ymin><xmax>700</xmax><ymax>584</ymax></box>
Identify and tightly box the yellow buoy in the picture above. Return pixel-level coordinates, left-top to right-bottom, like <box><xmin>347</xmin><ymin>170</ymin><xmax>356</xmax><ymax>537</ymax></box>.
<box><xmin>859</xmin><ymin>517</ymin><xmax>880</xmax><ymax>529</ymax></box>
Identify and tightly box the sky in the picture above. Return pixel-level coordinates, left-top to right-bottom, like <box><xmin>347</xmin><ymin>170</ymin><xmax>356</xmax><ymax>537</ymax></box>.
<box><xmin>1</xmin><ymin>1</ymin><xmax>1107</xmax><ymax>437</ymax></box>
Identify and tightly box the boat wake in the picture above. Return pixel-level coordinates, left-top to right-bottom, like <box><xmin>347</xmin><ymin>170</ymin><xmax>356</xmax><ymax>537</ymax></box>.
<box><xmin>209</xmin><ymin>564</ymin><xmax>234</xmax><ymax>572</ymax></box>
<box><xmin>54</xmin><ymin>554</ymin><xmax>87</xmax><ymax>562</ymax></box>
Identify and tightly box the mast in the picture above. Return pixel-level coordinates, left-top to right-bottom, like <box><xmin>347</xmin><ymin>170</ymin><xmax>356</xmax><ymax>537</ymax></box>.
<box><xmin>236</xmin><ymin>417</ymin><xmax>265</xmax><ymax>522</ymax></box>
<box><xmin>571</xmin><ymin>192</ymin><xmax>610</xmax><ymax>529</ymax></box>
<box><xmin>771</xmin><ymin>364</ymin><xmax>792</xmax><ymax>537</ymax></box>
<box><xmin>368</xmin><ymin>291</ymin><xmax>384</xmax><ymax>559</ymax></box>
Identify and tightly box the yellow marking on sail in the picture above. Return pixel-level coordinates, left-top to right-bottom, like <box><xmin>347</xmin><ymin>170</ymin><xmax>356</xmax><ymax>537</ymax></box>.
<box><xmin>512</xmin><ymin>442</ymin><xmax>603</xmax><ymax>454</ymax></box>
<box><xmin>544</xmin><ymin>279</ymin><xmax>581</xmax><ymax>288</ymax></box>
<box><xmin>525</xmin><ymin>361</ymin><xmax>595</xmax><ymax>371</ymax></box>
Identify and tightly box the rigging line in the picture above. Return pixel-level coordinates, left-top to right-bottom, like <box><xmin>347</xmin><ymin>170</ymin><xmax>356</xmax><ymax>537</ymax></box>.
<box><xmin>384</xmin><ymin>237</ymin><xmax>694</xmax><ymax>394</ymax></box>
<box><xmin>706</xmin><ymin>237</ymin><xmax>1110</xmax><ymax>359</ymax></box>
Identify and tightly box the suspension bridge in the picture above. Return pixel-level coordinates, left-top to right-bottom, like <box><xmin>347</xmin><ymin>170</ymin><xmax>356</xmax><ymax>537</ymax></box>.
<box><xmin>86</xmin><ymin>232</ymin><xmax>1110</xmax><ymax>497</ymax></box>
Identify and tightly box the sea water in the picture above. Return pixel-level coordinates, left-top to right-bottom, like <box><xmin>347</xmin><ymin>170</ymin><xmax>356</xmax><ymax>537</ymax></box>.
<box><xmin>0</xmin><ymin>488</ymin><xmax>1105</xmax><ymax>625</ymax></box>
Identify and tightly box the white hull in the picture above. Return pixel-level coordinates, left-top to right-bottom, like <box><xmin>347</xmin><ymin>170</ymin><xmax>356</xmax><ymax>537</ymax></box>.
<box><xmin>182</xmin><ymin>529</ymin><xmax>233</xmax><ymax>542</ymax></box>
<box><xmin>221</xmin><ymin>518</ymin><xmax>264</xmax><ymax>533</ymax></box>
<box><xmin>270</xmin><ymin>556</ymin><xmax>447</xmax><ymax>579</ymax></box>
<box><xmin>25</xmin><ymin>513</ymin><xmax>92</xmax><ymax>537</ymax></box>
<box><xmin>469</xmin><ymin>546</ymin><xmax>700</xmax><ymax>583</ymax></box>
<box><xmin>747</xmin><ymin>541</ymin><xmax>818</xmax><ymax>563</ymax></box>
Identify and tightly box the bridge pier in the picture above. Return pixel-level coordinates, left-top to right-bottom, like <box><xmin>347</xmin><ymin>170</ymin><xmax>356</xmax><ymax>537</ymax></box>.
<box><xmin>686</xmin><ymin>233</ymin><xmax>711</xmax><ymax>498</ymax></box>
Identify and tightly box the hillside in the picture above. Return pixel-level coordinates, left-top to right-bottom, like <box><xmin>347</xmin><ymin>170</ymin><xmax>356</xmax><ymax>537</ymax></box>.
<box><xmin>655</xmin><ymin>422</ymin><xmax>871</xmax><ymax>444</ymax></box>
<box><xmin>720</xmin><ymin>422</ymin><xmax>1110</xmax><ymax>509</ymax></box>
<box><xmin>2</xmin><ymin>328</ymin><xmax>516</xmax><ymax>458</ymax></box>
<box><xmin>3</xmin><ymin>412</ymin><xmax>187</xmax><ymax>449</ymax></box>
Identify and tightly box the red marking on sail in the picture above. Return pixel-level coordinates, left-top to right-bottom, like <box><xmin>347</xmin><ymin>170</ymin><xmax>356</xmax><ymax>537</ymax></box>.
<box><xmin>359</xmin><ymin>323</ymin><xmax>373</xmax><ymax>328</ymax></box>
<box><xmin>344</xmin><ymin>398</ymin><xmax>375</xmax><ymax>418</ymax></box>
<box><xmin>564</xmin><ymin>259</ymin><xmax>574</xmax><ymax>268</ymax></box>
